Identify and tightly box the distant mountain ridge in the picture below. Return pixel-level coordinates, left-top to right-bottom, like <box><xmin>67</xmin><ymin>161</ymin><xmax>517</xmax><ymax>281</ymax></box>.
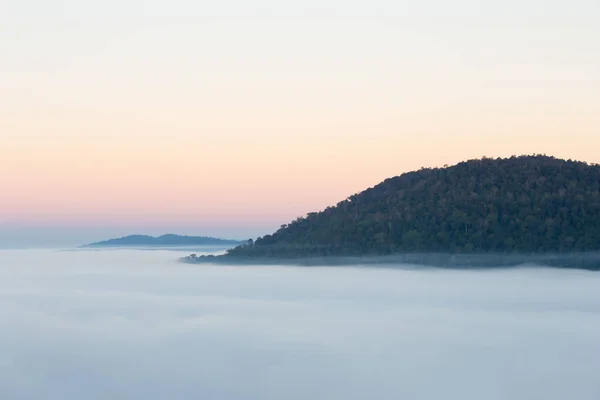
<box><xmin>82</xmin><ymin>234</ymin><xmax>243</xmax><ymax>248</ymax></box>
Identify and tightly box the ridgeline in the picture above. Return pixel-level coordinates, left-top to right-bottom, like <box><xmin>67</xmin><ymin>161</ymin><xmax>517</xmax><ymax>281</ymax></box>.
<box><xmin>183</xmin><ymin>155</ymin><xmax>600</xmax><ymax>269</ymax></box>
<box><xmin>83</xmin><ymin>234</ymin><xmax>242</xmax><ymax>248</ymax></box>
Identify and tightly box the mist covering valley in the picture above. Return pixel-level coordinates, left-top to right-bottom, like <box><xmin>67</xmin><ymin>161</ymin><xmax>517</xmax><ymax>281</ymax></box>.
<box><xmin>1</xmin><ymin>248</ymin><xmax>599</xmax><ymax>400</ymax></box>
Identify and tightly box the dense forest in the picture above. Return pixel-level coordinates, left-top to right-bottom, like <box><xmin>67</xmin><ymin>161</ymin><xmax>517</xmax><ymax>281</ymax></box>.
<box><xmin>223</xmin><ymin>155</ymin><xmax>600</xmax><ymax>257</ymax></box>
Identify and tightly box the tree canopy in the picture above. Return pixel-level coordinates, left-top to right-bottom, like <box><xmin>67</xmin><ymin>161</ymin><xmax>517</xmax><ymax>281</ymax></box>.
<box><xmin>226</xmin><ymin>155</ymin><xmax>600</xmax><ymax>257</ymax></box>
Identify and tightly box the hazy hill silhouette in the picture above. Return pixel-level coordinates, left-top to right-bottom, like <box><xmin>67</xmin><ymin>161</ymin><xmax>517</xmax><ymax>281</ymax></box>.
<box><xmin>83</xmin><ymin>234</ymin><xmax>242</xmax><ymax>248</ymax></box>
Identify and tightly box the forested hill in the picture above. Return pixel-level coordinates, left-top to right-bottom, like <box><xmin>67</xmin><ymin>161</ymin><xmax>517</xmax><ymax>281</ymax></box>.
<box><xmin>225</xmin><ymin>155</ymin><xmax>600</xmax><ymax>257</ymax></box>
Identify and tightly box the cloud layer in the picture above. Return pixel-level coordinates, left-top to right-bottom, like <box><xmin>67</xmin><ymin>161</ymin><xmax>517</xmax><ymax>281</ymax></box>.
<box><xmin>1</xmin><ymin>249</ymin><xmax>599</xmax><ymax>399</ymax></box>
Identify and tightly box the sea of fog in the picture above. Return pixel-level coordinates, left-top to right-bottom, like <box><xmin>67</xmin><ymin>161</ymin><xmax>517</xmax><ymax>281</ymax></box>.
<box><xmin>1</xmin><ymin>248</ymin><xmax>599</xmax><ymax>400</ymax></box>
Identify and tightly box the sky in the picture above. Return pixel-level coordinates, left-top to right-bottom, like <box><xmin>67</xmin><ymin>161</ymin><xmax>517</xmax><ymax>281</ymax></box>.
<box><xmin>1</xmin><ymin>248</ymin><xmax>600</xmax><ymax>399</ymax></box>
<box><xmin>1</xmin><ymin>0</ymin><xmax>599</xmax><ymax>245</ymax></box>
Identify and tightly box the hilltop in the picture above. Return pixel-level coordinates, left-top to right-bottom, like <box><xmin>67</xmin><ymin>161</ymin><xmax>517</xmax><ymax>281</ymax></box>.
<box><xmin>82</xmin><ymin>234</ymin><xmax>242</xmax><ymax>248</ymax></box>
<box><xmin>185</xmin><ymin>155</ymin><xmax>600</xmax><ymax>265</ymax></box>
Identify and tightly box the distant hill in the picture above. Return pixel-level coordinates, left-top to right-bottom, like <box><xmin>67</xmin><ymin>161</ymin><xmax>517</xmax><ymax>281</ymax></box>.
<box><xmin>83</xmin><ymin>234</ymin><xmax>243</xmax><ymax>248</ymax></box>
<box><xmin>187</xmin><ymin>155</ymin><xmax>600</xmax><ymax>264</ymax></box>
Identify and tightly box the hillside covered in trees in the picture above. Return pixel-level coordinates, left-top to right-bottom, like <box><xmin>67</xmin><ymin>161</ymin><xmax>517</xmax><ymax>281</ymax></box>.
<box><xmin>195</xmin><ymin>155</ymin><xmax>600</xmax><ymax>260</ymax></box>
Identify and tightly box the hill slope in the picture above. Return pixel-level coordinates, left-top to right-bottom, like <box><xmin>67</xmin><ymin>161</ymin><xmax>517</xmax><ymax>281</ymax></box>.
<box><xmin>83</xmin><ymin>234</ymin><xmax>242</xmax><ymax>248</ymax></box>
<box><xmin>224</xmin><ymin>155</ymin><xmax>600</xmax><ymax>257</ymax></box>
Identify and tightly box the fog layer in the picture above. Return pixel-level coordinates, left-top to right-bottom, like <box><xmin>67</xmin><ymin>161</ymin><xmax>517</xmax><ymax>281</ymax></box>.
<box><xmin>1</xmin><ymin>249</ymin><xmax>599</xmax><ymax>400</ymax></box>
